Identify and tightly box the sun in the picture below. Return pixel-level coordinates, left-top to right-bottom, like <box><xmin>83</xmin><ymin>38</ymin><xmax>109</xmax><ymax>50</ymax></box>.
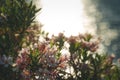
<box><xmin>36</xmin><ymin>0</ymin><xmax>86</xmax><ymax>37</ymax></box>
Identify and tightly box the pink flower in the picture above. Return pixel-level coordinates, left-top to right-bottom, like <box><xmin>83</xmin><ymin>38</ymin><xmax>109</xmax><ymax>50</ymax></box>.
<box><xmin>38</xmin><ymin>43</ymin><xmax>47</xmax><ymax>53</ymax></box>
<box><xmin>108</xmin><ymin>54</ymin><xmax>116</xmax><ymax>62</ymax></box>
<box><xmin>58</xmin><ymin>63</ymin><xmax>66</xmax><ymax>68</ymax></box>
<box><xmin>81</xmin><ymin>41</ymin><xmax>99</xmax><ymax>52</ymax></box>
<box><xmin>68</xmin><ymin>36</ymin><xmax>77</xmax><ymax>44</ymax></box>
<box><xmin>59</xmin><ymin>55</ymin><xmax>68</xmax><ymax>63</ymax></box>
<box><xmin>16</xmin><ymin>56</ymin><xmax>22</xmax><ymax>65</ymax></box>
<box><xmin>58</xmin><ymin>33</ymin><xmax>64</xmax><ymax>38</ymax></box>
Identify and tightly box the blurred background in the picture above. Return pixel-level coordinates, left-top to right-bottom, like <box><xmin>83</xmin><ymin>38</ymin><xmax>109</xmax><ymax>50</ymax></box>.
<box><xmin>83</xmin><ymin>0</ymin><xmax>120</xmax><ymax>59</ymax></box>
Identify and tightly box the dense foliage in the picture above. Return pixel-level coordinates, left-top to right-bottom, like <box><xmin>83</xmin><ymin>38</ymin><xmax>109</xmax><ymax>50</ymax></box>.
<box><xmin>0</xmin><ymin>0</ymin><xmax>41</xmax><ymax>56</ymax></box>
<box><xmin>0</xmin><ymin>0</ymin><xmax>120</xmax><ymax>80</ymax></box>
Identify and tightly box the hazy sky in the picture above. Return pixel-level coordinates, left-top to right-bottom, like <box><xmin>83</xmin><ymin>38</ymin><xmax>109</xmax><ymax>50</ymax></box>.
<box><xmin>36</xmin><ymin>0</ymin><xmax>88</xmax><ymax>37</ymax></box>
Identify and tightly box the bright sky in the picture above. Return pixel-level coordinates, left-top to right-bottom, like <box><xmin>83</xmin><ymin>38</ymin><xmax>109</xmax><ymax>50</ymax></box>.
<box><xmin>36</xmin><ymin>0</ymin><xmax>87</xmax><ymax>37</ymax></box>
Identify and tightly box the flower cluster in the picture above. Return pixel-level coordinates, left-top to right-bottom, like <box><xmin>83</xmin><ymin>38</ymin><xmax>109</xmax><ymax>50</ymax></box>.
<box><xmin>1</xmin><ymin>29</ymin><xmax>120</xmax><ymax>80</ymax></box>
<box><xmin>15</xmin><ymin>39</ymin><xmax>68</xmax><ymax>80</ymax></box>
<box><xmin>16</xmin><ymin>48</ymin><xmax>30</xmax><ymax>70</ymax></box>
<box><xmin>81</xmin><ymin>40</ymin><xmax>99</xmax><ymax>52</ymax></box>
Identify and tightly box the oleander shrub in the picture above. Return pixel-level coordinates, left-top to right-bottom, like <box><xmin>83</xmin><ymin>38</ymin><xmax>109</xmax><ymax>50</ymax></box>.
<box><xmin>11</xmin><ymin>32</ymin><xmax>120</xmax><ymax>80</ymax></box>
<box><xmin>0</xmin><ymin>0</ymin><xmax>120</xmax><ymax>80</ymax></box>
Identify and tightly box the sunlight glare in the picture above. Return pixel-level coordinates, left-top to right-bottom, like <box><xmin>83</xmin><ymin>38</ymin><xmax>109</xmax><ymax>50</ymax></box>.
<box><xmin>36</xmin><ymin>0</ymin><xmax>86</xmax><ymax>37</ymax></box>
